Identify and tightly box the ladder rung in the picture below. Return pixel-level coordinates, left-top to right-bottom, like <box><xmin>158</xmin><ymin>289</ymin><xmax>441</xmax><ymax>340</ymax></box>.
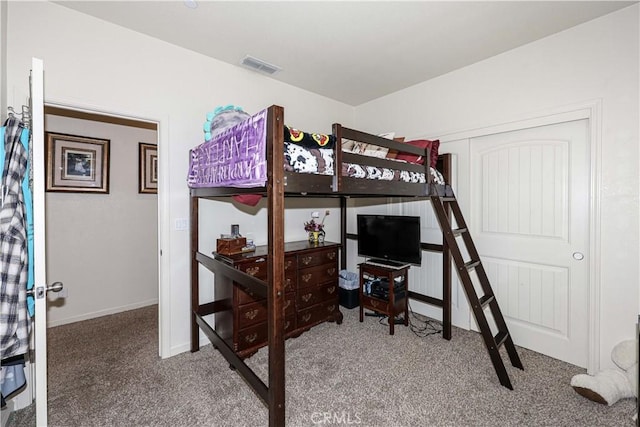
<box><xmin>494</xmin><ymin>331</ymin><xmax>509</xmax><ymax>348</ymax></box>
<box><xmin>478</xmin><ymin>294</ymin><xmax>495</xmax><ymax>308</ymax></box>
<box><xmin>452</xmin><ymin>227</ymin><xmax>468</xmax><ymax>236</ymax></box>
<box><xmin>441</xmin><ymin>197</ymin><xmax>456</xmax><ymax>202</ymax></box>
<box><xmin>463</xmin><ymin>260</ymin><xmax>480</xmax><ymax>271</ymax></box>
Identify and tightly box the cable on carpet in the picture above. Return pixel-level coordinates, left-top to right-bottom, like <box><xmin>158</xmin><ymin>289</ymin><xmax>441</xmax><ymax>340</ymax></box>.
<box><xmin>406</xmin><ymin>301</ymin><xmax>442</xmax><ymax>338</ymax></box>
<box><xmin>370</xmin><ymin>301</ymin><xmax>442</xmax><ymax>338</ymax></box>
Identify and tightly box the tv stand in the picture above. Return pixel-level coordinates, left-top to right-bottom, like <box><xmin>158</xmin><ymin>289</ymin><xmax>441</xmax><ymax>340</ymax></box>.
<box><xmin>358</xmin><ymin>263</ymin><xmax>409</xmax><ymax>335</ymax></box>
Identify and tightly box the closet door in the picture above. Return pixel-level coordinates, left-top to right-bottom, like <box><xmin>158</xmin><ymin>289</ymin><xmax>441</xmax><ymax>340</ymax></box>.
<box><xmin>32</xmin><ymin>57</ymin><xmax>52</xmax><ymax>426</ymax></box>
<box><xmin>470</xmin><ymin>119</ymin><xmax>589</xmax><ymax>367</ymax></box>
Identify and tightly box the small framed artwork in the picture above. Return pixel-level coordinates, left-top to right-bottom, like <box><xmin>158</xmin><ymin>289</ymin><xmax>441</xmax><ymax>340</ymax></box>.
<box><xmin>45</xmin><ymin>132</ymin><xmax>110</xmax><ymax>193</ymax></box>
<box><xmin>138</xmin><ymin>142</ymin><xmax>158</xmax><ymax>194</ymax></box>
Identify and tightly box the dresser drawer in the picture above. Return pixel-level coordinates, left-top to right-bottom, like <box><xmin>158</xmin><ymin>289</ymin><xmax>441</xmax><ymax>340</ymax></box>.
<box><xmin>283</xmin><ymin>315</ymin><xmax>296</xmax><ymax>334</ymax></box>
<box><xmin>236</xmin><ymin>256</ymin><xmax>296</xmax><ymax>294</ymax></box>
<box><xmin>235</xmin><ymin>322</ymin><xmax>268</xmax><ymax>352</ymax></box>
<box><xmin>284</xmin><ymin>269</ymin><xmax>297</xmax><ymax>292</ymax></box>
<box><xmin>297</xmin><ymin>283</ymin><xmax>338</xmax><ymax>309</ymax></box>
<box><xmin>235</xmin><ymin>314</ymin><xmax>296</xmax><ymax>352</ymax></box>
<box><xmin>235</xmin><ymin>286</ymin><xmax>265</xmax><ymax>305</ymax></box>
<box><xmin>297</xmin><ymin>300</ymin><xmax>339</xmax><ymax>329</ymax></box>
<box><xmin>237</xmin><ymin>294</ymin><xmax>295</xmax><ymax>328</ymax></box>
<box><xmin>361</xmin><ymin>295</ymin><xmax>405</xmax><ymax>313</ymax></box>
<box><xmin>284</xmin><ymin>255</ymin><xmax>296</xmax><ymax>272</ymax></box>
<box><xmin>237</xmin><ymin>301</ymin><xmax>267</xmax><ymax>328</ymax></box>
<box><xmin>238</xmin><ymin>257</ymin><xmax>268</xmax><ymax>279</ymax></box>
<box><xmin>235</xmin><ymin>278</ymin><xmax>294</xmax><ymax>305</ymax></box>
<box><xmin>298</xmin><ymin>264</ymin><xmax>338</xmax><ymax>289</ymax></box>
<box><xmin>297</xmin><ymin>248</ymin><xmax>338</xmax><ymax>269</ymax></box>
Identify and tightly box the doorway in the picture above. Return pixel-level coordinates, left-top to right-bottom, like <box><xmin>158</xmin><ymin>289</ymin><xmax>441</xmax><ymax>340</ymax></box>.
<box><xmin>43</xmin><ymin>106</ymin><xmax>159</xmax><ymax>327</ymax></box>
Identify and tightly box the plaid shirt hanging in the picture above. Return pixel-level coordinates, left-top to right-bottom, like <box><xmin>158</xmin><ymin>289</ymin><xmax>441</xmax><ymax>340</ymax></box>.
<box><xmin>0</xmin><ymin>117</ymin><xmax>30</xmax><ymax>360</ymax></box>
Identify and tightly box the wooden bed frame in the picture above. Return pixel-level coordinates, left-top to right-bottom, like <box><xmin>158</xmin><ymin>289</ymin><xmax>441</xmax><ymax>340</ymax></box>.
<box><xmin>190</xmin><ymin>105</ymin><xmax>512</xmax><ymax>426</ymax></box>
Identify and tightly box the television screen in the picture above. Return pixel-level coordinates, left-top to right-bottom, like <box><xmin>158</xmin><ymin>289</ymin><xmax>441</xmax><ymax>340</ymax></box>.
<box><xmin>357</xmin><ymin>215</ymin><xmax>422</xmax><ymax>265</ymax></box>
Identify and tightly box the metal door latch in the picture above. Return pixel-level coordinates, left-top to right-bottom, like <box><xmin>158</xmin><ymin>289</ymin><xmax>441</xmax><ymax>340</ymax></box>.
<box><xmin>33</xmin><ymin>282</ymin><xmax>64</xmax><ymax>299</ymax></box>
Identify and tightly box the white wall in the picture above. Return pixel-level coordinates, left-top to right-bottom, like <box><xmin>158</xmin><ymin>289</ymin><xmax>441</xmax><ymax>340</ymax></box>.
<box><xmin>354</xmin><ymin>5</ymin><xmax>639</xmax><ymax>370</ymax></box>
<box><xmin>5</xmin><ymin>1</ymin><xmax>354</xmax><ymax>357</ymax></box>
<box><xmin>43</xmin><ymin>114</ymin><xmax>158</xmax><ymax>326</ymax></box>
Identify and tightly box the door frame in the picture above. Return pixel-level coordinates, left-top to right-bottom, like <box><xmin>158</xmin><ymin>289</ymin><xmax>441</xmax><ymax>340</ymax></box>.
<box><xmin>41</xmin><ymin>98</ymin><xmax>170</xmax><ymax>359</ymax></box>
<box><xmin>435</xmin><ymin>100</ymin><xmax>602</xmax><ymax>373</ymax></box>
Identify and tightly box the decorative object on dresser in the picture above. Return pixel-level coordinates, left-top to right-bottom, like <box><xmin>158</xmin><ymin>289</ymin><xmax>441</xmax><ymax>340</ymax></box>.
<box><xmin>213</xmin><ymin>240</ymin><xmax>342</xmax><ymax>358</ymax></box>
<box><xmin>304</xmin><ymin>210</ymin><xmax>329</xmax><ymax>244</ymax></box>
<box><xmin>216</xmin><ymin>237</ymin><xmax>248</xmax><ymax>256</ymax></box>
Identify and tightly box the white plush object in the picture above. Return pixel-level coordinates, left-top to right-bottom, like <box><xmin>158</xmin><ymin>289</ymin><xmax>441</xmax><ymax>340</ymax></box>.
<box><xmin>571</xmin><ymin>340</ymin><xmax>637</xmax><ymax>408</ymax></box>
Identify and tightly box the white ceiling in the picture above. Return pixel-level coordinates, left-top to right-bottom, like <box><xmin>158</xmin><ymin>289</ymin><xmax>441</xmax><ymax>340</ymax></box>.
<box><xmin>56</xmin><ymin>1</ymin><xmax>636</xmax><ymax>106</ymax></box>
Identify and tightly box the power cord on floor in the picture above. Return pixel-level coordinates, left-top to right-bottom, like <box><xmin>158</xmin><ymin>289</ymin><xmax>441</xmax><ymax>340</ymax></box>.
<box><xmin>364</xmin><ymin>300</ymin><xmax>442</xmax><ymax>338</ymax></box>
<box><xmin>407</xmin><ymin>301</ymin><xmax>442</xmax><ymax>338</ymax></box>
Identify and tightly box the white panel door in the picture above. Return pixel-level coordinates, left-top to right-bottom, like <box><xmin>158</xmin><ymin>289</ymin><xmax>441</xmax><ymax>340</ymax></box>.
<box><xmin>32</xmin><ymin>57</ymin><xmax>50</xmax><ymax>426</ymax></box>
<box><xmin>471</xmin><ymin>120</ymin><xmax>589</xmax><ymax>367</ymax></box>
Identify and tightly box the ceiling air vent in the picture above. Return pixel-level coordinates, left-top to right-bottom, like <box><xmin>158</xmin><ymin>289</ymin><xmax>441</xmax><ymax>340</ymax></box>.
<box><xmin>240</xmin><ymin>55</ymin><xmax>281</xmax><ymax>75</ymax></box>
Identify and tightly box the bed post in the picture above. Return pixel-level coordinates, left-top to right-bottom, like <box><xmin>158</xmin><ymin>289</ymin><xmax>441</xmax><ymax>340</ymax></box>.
<box><xmin>190</xmin><ymin>194</ymin><xmax>200</xmax><ymax>351</ymax></box>
<box><xmin>340</xmin><ymin>196</ymin><xmax>347</xmax><ymax>269</ymax></box>
<box><xmin>266</xmin><ymin>105</ymin><xmax>286</xmax><ymax>426</ymax></box>
<box><xmin>332</xmin><ymin>123</ymin><xmax>343</xmax><ymax>193</ymax></box>
<box><xmin>440</xmin><ymin>154</ymin><xmax>452</xmax><ymax>340</ymax></box>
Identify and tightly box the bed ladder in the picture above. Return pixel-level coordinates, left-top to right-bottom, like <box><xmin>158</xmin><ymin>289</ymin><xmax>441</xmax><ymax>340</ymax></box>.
<box><xmin>430</xmin><ymin>191</ymin><xmax>524</xmax><ymax>389</ymax></box>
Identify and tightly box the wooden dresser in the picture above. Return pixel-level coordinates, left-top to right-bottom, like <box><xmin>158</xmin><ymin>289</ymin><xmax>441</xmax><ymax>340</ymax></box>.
<box><xmin>214</xmin><ymin>240</ymin><xmax>342</xmax><ymax>358</ymax></box>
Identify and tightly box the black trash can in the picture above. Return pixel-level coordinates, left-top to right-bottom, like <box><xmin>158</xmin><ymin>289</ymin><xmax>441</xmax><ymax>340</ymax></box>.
<box><xmin>339</xmin><ymin>270</ymin><xmax>359</xmax><ymax>309</ymax></box>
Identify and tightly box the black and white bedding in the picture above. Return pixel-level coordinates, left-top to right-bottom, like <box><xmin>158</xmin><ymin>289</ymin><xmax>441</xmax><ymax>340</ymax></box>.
<box><xmin>283</xmin><ymin>142</ymin><xmax>445</xmax><ymax>185</ymax></box>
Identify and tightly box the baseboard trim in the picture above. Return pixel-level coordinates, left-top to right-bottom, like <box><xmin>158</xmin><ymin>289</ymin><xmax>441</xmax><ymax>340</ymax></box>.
<box><xmin>47</xmin><ymin>299</ymin><xmax>158</xmax><ymax>328</ymax></box>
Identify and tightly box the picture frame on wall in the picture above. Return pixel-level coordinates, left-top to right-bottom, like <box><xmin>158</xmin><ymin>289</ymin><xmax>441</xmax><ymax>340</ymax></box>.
<box><xmin>138</xmin><ymin>142</ymin><xmax>158</xmax><ymax>194</ymax></box>
<box><xmin>45</xmin><ymin>132</ymin><xmax>110</xmax><ymax>193</ymax></box>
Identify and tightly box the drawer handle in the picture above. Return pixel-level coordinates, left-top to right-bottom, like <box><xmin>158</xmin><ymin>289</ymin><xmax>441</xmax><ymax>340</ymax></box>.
<box><xmin>245</xmin><ymin>333</ymin><xmax>258</xmax><ymax>343</ymax></box>
<box><xmin>302</xmin><ymin>293</ymin><xmax>312</xmax><ymax>302</ymax></box>
<box><xmin>245</xmin><ymin>309</ymin><xmax>259</xmax><ymax>320</ymax></box>
<box><xmin>327</xmin><ymin>286</ymin><xmax>336</xmax><ymax>294</ymax></box>
<box><xmin>302</xmin><ymin>256</ymin><xmax>313</xmax><ymax>265</ymax></box>
<box><xmin>302</xmin><ymin>313</ymin><xmax>312</xmax><ymax>322</ymax></box>
<box><xmin>255</xmin><ymin>257</ymin><xmax>266</xmax><ymax>263</ymax></box>
<box><xmin>284</xmin><ymin>300</ymin><xmax>292</xmax><ymax>310</ymax></box>
<box><xmin>327</xmin><ymin>305</ymin><xmax>336</xmax><ymax>312</ymax></box>
<box><xmin>327</xmin><ymin>252</ymin><xmax>336</xmax><ymax>260</ymax></box>
<box><xmin>327</xmin><ymin>268</ymin><xmax>336</xmax><ymax>276</ymax></box>
<box><xmin>285</xmin><ymin>260</ymin><xmax>293</xmax><ymax>269</ymax></box>
<box><xmin>302</xmin><ymin>273</ymin><xmax>312</xmax><ymax>283</ymax></box>
<box><xmin>246</xmin><ymin>266</ymin><xmax>260</xmax><ymax>276</ymax></box>
<box><xmin>370</xmin><ymin>300</ymin><xmax>379</xmax><ymax>308</ymax></box>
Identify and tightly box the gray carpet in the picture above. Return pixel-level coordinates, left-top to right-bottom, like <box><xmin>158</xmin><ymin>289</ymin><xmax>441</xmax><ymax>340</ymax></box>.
<box><xmin>8</xmin><ymin>305</ymin><xmax>636</xmax><ymax>426</ymax></box>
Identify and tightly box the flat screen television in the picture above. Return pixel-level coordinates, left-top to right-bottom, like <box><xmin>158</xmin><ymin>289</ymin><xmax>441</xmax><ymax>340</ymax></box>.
<box><xmin>357</xmin><ymin>214</ymin><xmax>422</xmax><ymax>266</ymax></box>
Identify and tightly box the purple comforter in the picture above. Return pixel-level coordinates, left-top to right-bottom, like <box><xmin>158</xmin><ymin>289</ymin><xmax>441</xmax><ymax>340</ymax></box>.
<box><xmin>188</xmin><ymin>109</ymin><xmax>268</xmax><ymax>188</ymax></box>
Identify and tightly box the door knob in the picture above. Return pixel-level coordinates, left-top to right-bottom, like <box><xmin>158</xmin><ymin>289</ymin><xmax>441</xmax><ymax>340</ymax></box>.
<box><xmin>572</xmin><ymin>252</ymin><xmax>584</xmax><ymax>261</ymax></box>
<box><xmin>33</xmin><ymin>281</ymin><xmax>64</xmax><ymax>299</ymax></box>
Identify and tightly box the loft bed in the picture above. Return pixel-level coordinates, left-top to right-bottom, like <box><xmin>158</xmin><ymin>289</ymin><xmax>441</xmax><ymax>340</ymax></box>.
<box><xmin>189</xmin><ymin>105</ymin><xmax>457</xmax><ymax>426</ymax></box>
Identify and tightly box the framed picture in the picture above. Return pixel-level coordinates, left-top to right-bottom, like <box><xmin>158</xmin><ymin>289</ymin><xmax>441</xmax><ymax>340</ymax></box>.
<box><xmin>138</xmin><ymin>142</ymin><xmax>158</xmax><ymax>194</ymax></box>
<box><xmin>45</xmin><ymin>132</ymin><xmax>110</xmax><ymax>193</ymax></box>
